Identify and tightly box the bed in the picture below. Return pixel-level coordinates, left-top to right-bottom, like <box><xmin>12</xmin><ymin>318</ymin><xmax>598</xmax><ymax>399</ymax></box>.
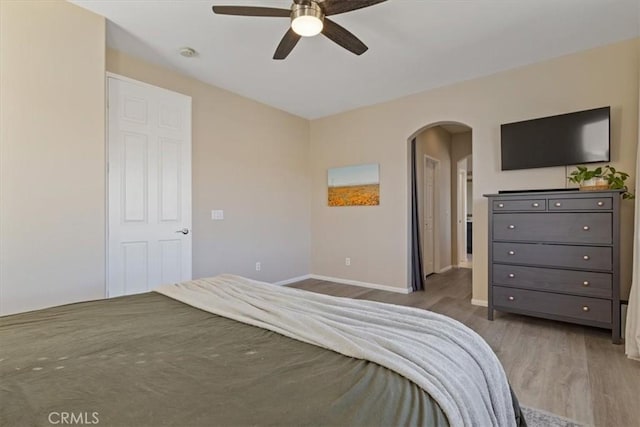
<box><xmin>0</xmin><ymin>275</ymin><xmax>526</xmax><ymax>426</ymax></box>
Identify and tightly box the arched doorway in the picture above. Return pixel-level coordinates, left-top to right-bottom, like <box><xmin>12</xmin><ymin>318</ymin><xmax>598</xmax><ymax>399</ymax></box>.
<box><xmin>408</xmin><ymin>122</ymin><xmax>472</xmax><ymax>291</ymax></box>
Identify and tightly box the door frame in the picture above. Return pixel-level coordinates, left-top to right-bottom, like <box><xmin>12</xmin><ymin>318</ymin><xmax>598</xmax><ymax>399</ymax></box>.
<box><xmin>423</xmin><ymin>154</ymin><xmax>440</xmax><ymax>275</ymax></box>
<box><xmin>105</xmin><ymin>72</ymin><xmax>193</xmax><ymax>297</ymax></box>
<box><xmin>456</xmin><ymin>156</ymin><xmax>471</xmax><ymax>268</ymax></box>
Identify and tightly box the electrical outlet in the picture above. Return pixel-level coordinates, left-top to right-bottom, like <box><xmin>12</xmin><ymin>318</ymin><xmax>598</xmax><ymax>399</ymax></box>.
<box><xmin>211</xmin><ymin>210</ymin><xmax>224</xmax><ymax>220</ymax></box>
<box><xmin>255</xmin><ymin>262</ymin><xmax>261</xmax><ymax>271</ymax></box>
<box><xmin>345</xmin><ymin>257</ymin><xmax>351</xmax><ymax>266</ymax></box>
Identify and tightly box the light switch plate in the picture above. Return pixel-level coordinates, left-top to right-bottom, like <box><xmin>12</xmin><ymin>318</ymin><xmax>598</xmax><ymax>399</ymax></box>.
<box><xmin>211</xmin><ymin>210</ymin><xmax>224</xmax><ymax>220</ymax></box>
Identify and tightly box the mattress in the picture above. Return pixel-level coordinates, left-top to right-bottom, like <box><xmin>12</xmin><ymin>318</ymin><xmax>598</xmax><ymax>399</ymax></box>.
<box><xmin>0</xmin><ymin>292</ymin><xmax>449</xmax><ymax>426</ymax></box>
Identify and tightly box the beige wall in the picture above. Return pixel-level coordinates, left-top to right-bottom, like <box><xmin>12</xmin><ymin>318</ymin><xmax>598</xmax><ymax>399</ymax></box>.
<box><xmin>416</xmin><ymin>127</ymin><xmax>452</xmax><ymax>271</ymax></box>
<box><xmin>450</xmin><ymin>131</ymin><xmax>472</xmax><ymax>264</ymax></box>
<box><xmin>1</xmin><ymin>1</ymin><xmax>636</xmax><ymax>315</ymax></box>
<box><xmin>106</xmin><ymin>50</ymin><xmax>311</xmax><ymax>283</ymax></box>
<box><xmin>310</xmin><ymin>39</ymin><xmax>639</xmax><ymax>301</ymax></box>
<box><xmin>0</xmin><ymin>0</ymin><xmax>106</xmax><ymax>315</ymax></box>
<box><xmin>0</xmin><ymin>1</ymin><xmax>311</xmax><ymax>316</ymax></box>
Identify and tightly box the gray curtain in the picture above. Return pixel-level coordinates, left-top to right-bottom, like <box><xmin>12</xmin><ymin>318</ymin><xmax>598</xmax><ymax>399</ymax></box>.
<box><xmin>411</xmin><ymin>138</ymin><xmax>424</xmax><ymax>291</ymax></box>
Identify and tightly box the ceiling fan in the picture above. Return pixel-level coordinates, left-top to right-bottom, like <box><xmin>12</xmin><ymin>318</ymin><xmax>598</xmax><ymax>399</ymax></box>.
<box><xmin>211</xmin><ymin>0</ymin><xmax>387</xmax><ymax>59</ymax></box>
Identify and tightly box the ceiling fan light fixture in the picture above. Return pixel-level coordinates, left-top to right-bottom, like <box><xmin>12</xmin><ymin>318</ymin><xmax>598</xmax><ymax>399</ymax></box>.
<box><xmin>291</xmin><ymin>3</ymin><xmax>323</xmax><ymax>37</ymax></box>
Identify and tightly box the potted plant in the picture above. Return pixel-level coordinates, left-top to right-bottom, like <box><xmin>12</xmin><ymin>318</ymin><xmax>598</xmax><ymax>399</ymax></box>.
<box><xmin>568</xmin><ymin>165</ymin><xmax>635</xmax><ymax>199</ymax></box>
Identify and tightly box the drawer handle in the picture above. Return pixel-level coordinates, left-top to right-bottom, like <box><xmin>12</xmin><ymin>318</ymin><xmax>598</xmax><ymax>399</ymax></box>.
<box><xmin>583</xmin><ymin>255</ymin><xmax>590</xmax><ymax>260</ymax></box>
<box><xmin>508</xmin><ymin>273</ymin><xmax>515</xmax><ymax>278</ymax></box>
<box><xmin>532</xmin><ymin>202</ymin><xmax>539</xmax><ymax>207</ymax></box>
<box><xmin>508</xmin><ymin>296</ymin><xmax>515</xmax><ymax>301</ymax></box>
<box><xmin>508</xmin><ymin>225</ymin><xmax>516</xmax><ymax>230</ymax></box>
<box><xmin>597</xmin><ymin>201</ymin><xmax>604</xmax><ymax>207</ymax></box>
<box><xmin>583</xmin><ymin>225</ymin><xmax>590</xmax><ymax>231</ymax></box>
<box><xmin>583</xmin><ymin>281</ymin><xmax>590</xmax><ymax>286</ymax></box>
<box><xmin>498</xmin><ymin>203</ymin><xmax>504</xmax><ymax>208</ymax></box>
<box><xmin>555</xmin><ymin>202</ymin><xmax>562</xmax><ymax>207</ymax></box>
<box><xmin>508</xmin><ymin>250</ymin><xmax>515</xmax><ymax>255</ymax></box>
<box><xmin>582</xmin><ymin>306</ymin><xmax>590</xmax><ymax>312</ymax></box>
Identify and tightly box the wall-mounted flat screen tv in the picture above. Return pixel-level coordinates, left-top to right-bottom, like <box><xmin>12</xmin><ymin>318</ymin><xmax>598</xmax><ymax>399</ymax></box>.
<box><xmin>501</xmin><ymin>106</ymin><xmax>610</xmax><ymax>171</ymax></box>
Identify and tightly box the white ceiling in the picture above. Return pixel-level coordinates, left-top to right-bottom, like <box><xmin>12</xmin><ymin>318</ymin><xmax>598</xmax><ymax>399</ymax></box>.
<box><xmin>71</xmin><ymin>0</ymin><xmax>639</xmax><ymax>119</ymax></box>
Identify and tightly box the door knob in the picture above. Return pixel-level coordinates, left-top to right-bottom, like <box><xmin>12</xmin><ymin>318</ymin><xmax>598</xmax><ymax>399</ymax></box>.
<box><xmin>176</xmin><ymin>228</ymin><xmax>190</xmax><ymax>235</ymax></box>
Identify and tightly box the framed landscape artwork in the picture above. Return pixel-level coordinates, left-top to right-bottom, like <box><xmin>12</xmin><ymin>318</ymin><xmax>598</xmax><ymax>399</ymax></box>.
<box><xmin>327</xmin><ymin>163</ymin><xmax>380</xmax><ymax>207</ymax></box>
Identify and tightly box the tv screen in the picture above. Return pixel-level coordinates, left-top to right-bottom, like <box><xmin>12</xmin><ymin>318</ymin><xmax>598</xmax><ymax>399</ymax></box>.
<box><xmin>501</xmin><ymin>107</ymin><xmax>610</xmax><ymax>171</ymax></box>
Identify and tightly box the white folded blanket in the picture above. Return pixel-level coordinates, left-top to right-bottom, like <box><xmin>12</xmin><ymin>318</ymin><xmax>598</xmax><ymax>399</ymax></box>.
<box><xmin>155</xmin><ymin>274</ymin><xmax>516</xmax><ymax>427</ymax></box>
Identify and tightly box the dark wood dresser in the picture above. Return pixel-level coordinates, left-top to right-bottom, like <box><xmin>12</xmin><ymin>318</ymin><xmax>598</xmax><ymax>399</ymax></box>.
<box><xmin>484</xmin><ymin>189</ymin><xmax>622</xmax><ymax>343</ymax></box>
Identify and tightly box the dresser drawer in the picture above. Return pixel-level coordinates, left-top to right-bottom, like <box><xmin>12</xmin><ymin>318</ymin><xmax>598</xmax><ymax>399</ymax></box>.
<box><xmin>549</xmin><ymin>197</ymin><xmax>612</xmax><ymax>210</ymax></box>
<box><xmin>493</xmin><ymin>286</ymin><xmax>611</xmax><ymax>324</ymax></box>
<box><xmin>493</xmin><ymin>242</ymin><xmax>612</xmax><ymax>271</ymax></box>
<box><xmin>492</xmin><ymin>265</ymin><xmax>612</xmax><ymax>298</ymax></box>
<box><xmin>493</xmin><ymin>199</ymin><xmax>546</xmax><ymax>211</ymax></box>
<box><xmin>493</xmin><ymin>213</ymin><xmax>611</xmax><ymax>244</ymax></box>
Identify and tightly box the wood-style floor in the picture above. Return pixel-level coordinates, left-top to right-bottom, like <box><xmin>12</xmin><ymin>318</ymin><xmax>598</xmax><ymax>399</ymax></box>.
<box><xmin>290</xmin><ymin>269</ymin><xmax>640</xmax><ymax>427</ymax></box>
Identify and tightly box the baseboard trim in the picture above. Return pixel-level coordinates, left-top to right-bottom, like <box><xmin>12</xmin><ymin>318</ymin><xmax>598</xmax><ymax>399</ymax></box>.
<box><xmin>310</xmin><ymin>274</ymin><xmax>411</xmax><ymax>294</ymax></box>
<box><xmin>438</xmin><ymin>265</ymin><xmax>453</xmax><ymax>273</ymax></box>
<box><xmin>471</xmin><ymin>298</ymin><xmax>488</xmax><ymax>307</ymax></box>
<box><xmin>272</xmin><ymin>274</ymin><xmax>312</xmax><ymax>286</ymax></box>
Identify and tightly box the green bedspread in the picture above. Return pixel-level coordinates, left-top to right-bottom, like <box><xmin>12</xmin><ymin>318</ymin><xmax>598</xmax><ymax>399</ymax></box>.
<box><xmin>0</xmin><ymin>292</ymin><xmax>448</xmax><ymax>426</ymax></box>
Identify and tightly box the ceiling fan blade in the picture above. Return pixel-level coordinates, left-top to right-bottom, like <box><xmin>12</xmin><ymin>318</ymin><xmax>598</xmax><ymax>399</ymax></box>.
<box><xmin>273</xmin><ymin>28</ymin><xmax>301</xmax><ymax>60</ymax></box>
<box><xmin>322</xmin><ymin>0</ymin><xmax>387</xmax><ymax>16</ymax></box>
<box><xmin>321</xmin><ymin>18</ymin><xmax>368</xmax><ymax>55</ymax></box>
<box><xmin>211</xmin><ymin>6</ymin><xmax>291</xmax><ymax>17</ymax></box>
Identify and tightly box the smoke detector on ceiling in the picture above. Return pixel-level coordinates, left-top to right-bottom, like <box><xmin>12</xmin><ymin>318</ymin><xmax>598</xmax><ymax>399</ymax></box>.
<box><xmin>179</xmin><ymin>47</ymin><xmax>197</xmax><ymax>58</ymax></box>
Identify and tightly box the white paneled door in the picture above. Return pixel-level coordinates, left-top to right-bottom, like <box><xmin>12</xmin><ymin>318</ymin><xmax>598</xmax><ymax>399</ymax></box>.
<box><xmin>107</xmin><ymin>76</ymin><xmax>192</xmax><ymax>297</ymax></box>
<box><xmin>457</xmin><ymin>166</ymin><xmax>468</xmax><ymax>266</ymax></box>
